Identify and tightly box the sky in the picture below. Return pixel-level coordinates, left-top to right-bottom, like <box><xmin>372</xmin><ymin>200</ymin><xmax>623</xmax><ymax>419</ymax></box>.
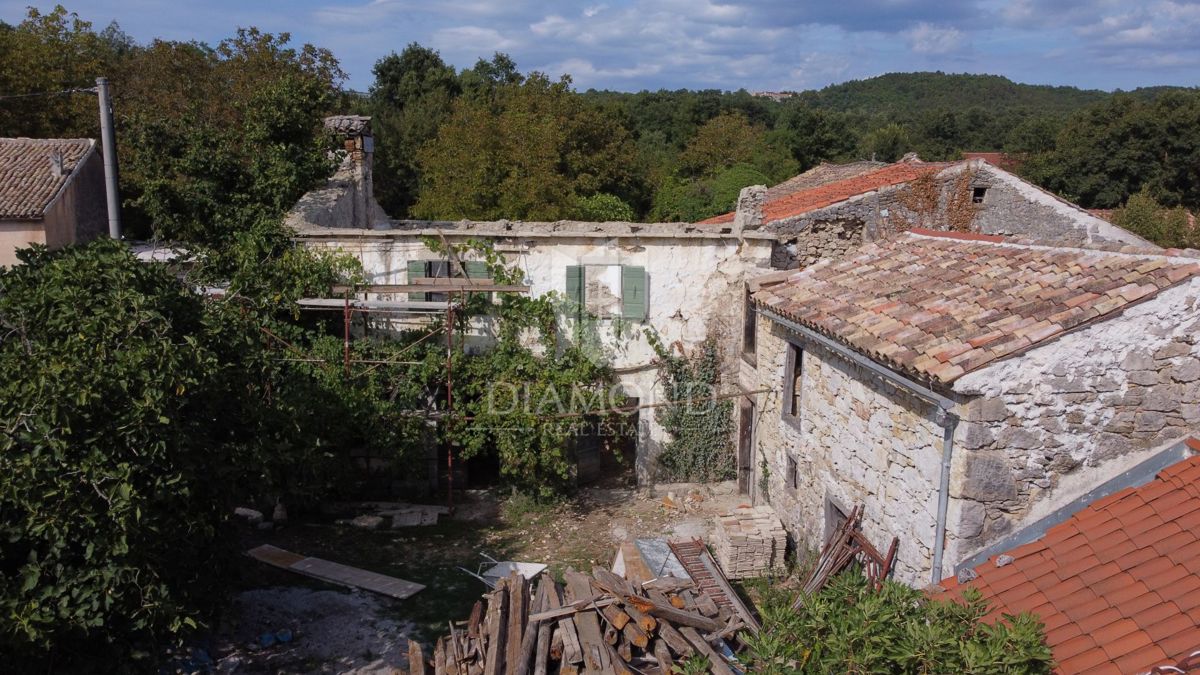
<box><xmin>3</xmin><ymin>1</ymin><xmax>1199</xmax><ymax>93</ymax></box>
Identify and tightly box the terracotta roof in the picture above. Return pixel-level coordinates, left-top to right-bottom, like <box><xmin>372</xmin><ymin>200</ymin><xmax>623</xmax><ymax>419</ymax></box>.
<box><xmin>764</xmin><ymin>160</ymin><xmax>885</xmax><ymax>201</ymax></box>
<box><xmin>752</xmin><ymin>230</ymin><xmax>1200</xmax><ymax>384</ymax></box>
<box><xmin>941</xmin><ymin>443</ymin><xmax>1200</xmax><ymax>675</ymax></box>
<box><xmin>0</xmin><ymin>138</ymin><xmax>95</xmax><ymax>220</ymax></box>
<box><xmin>962</xmin><ymin>151</ymin><xmax>1021</xmax><ymax>171</ymax></box>
<box><xmin>699</xmin><ymin>161</ymin><xmax>949</xmax><ymax>225</ymax></box>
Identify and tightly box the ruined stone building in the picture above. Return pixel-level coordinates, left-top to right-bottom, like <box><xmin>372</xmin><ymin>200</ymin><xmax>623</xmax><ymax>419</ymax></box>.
<box><xmin>288</xmin><ymin>116</ymin><xmax>1152</xmax><ymax>489</ymax></box>
<box><xmin>742</xmin><ymin>229</ymin><xmax>1200</xmax><ymax>584</ymax></box>
<box><xmin>0</xmin><ymin>138</ymin><xmax>107</xmax><ymax>267</ymax></box>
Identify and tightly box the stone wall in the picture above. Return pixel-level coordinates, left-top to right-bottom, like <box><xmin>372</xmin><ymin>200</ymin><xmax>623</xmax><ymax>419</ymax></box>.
<box><xmin>758</xmin><ymin>162</ymin><xmax>1148</xmax><ymax>264</ymax></box>
<box><xmin>945</xmin><ymin>277</ymin><xmax>1200</xmax><ymax>567</ymax></box>
<box><xmin>769</xmin><ymin>218</ymin><xmax>864</xmax><ymax>270</ymax></box>
<box><xmin>751</xmin><ymin>316</ymin><xmax>950</xmax><ymax>584</ymax></box>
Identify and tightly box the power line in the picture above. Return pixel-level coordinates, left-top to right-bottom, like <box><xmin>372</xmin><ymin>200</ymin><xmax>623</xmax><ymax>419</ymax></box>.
<box><xmin>0</xmin><ymin>87</ymin><xmax>97</xmax><ymax>102</ymax></box>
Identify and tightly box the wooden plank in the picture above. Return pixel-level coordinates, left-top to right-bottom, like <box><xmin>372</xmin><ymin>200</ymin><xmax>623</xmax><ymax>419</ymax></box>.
<box><xmin>483</xmin><ymin>581</ymin><xmax>509</xmax><ymax>675</ymax></box>
<box><xmin>332</xmin><ymin>283</ymin><xmax>529</xmax><ymax>294</ymax></box>
<box><xmin>409</xmin><ymin>639</ymin><xmax>427</xmax><ymax>675</ymax></box>
<box><xmin>599</xmin><ymin>604</ymin><xmax>631</xmax><ymax>631</ymax></box>
<box><xmin>246</xmin><ymin>544</ymin><xmax>424</xmax><ymax>599</ymax></box>
<box><xmin>468</xmin><ymin>601</ymin><xmax>484</xmax><ymax>638</ymax></box>
<box><xmin>693</xmin><ymin>591</ymin><xmax>720</xmax><ymax>618</ymax></box>
<box><xmin>652</xmin><ymin>639</ymin><xmax>674</xmax><ymax>672</ymax></box>
<box><xmin>434</xmin><ymin>637</ymin><xmax>447</xmax><ymax>675</ymax></box>
<box><xmin>655</xmin><ymin>621</ymin><xmax>694</xmax><ymax>657</ymax></box>
<box><xmin>641</xmin><ymin>577</ymin><xmax>694</xmax><ymax>593</ymax></box>
<box><xmin>564</xmin><ymin>570</ymin><xmax>609</xmax><ymax>673</ymax></box>
<box><xmin>516</xmin><ymin>578</ymin><xmax>548</xmax><ymax>675</ymax></box>
<box><xmin>679</xmin><ymin>627</ymin><xmax>733</xmax><ymax>675</ymax></box>
<box><xmin>527</xmin><ymin>597</ymin><xmax>617</xmax><ymax>622</ymax></box>
<box><xmin>592</xmin><ymin>567</ymin><xmax>635</xmax><ymax>597</ymax></box>
<box><xmin>506</xmin><ymin>572</ymin><xmax>527</xmax><ymax>675</ymax></box>
<box><xmin>618</xmin><ymin>541</ymin><xmax>655</xmax><ymax>588</ymax></box>
<box><xmin>623</xmin><ymin>596</ymin><xmax>722</xmax><ymax>633</ymax></box>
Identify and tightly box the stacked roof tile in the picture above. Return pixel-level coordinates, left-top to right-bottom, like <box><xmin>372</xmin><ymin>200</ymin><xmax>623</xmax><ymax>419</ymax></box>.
<box><xmin>0</xmin><ymin>138</ymin><xmax>94</xmax><ymax>220</ymax></box>
<box><xmin>699</xmin><ymin>161</ymin><xmax>949</xmax><ymax>225</ymax></box>
<box><xmin>942</xmin><ymin>443</ymin><xmax>1200</xmax><ymax>674</ymax></box>
<box><xmin>752</xmin><ymin>230</ymin><xmax>1200</xmax><ymax>384</ymax></box>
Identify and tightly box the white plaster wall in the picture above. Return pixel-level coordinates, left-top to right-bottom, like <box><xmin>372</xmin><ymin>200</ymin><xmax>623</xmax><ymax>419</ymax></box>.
<box><xmin>303</xmin><ymin>233</ymin><xmax>775</xmax><ymax>483</ymax></box>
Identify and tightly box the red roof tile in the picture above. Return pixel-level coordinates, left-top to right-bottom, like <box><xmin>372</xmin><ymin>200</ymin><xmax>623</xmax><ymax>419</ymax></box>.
<box><xmin>943</xmin><ymin>451</ymin><xmax>1200</xmax><ymax>674</ymax></box>
<box><xmin>752</xmin><ymin>232</ymin><xmax>1200</xmax><ymax>384</ymax></box>
<box><xmin>699</xmin><ymin>160</ymin><xmax>951</xmax><ymax>225</ymax></box>
<box><xmin>0</xmin><ymin>138</ymin><xmax>95</xmax><ymax>219</ymax></box>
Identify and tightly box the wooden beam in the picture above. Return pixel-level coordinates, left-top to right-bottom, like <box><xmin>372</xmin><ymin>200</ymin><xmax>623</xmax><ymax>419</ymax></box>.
<box><xmin>505</xmin><ymin>572</ymin><xmax>527</xmax><ymax>675</ymax></box>
<box><xmin>679</xmin><ymin>627</ymin><xmax>734</xmax><ymax>675</ymax></box>
<box><xmin>623</xmin><ymin>596</ymin><xmax>722</xmax><ymax>633</ymax></box>
<box><xmin>409</xmin><ymin>639</ymin><xmax>427</xmax><ymax>675</ymax></box>
<box><xmin>331</xmin><ymin>283</ymin><xmax>529</xmax><ymax>294</ymax></box>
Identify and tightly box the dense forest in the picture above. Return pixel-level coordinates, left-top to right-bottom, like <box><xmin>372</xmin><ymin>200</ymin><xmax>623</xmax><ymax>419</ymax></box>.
<box><xmin>3</xmin><ymin>6</ymin><xmax>1198</xmax><ymax>237</ymax></box>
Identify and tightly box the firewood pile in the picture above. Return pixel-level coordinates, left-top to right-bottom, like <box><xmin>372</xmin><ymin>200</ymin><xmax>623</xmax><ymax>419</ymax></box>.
<box><xmin>793</xmin><ymin>504</ymin><xmax>898</xmax><ymax>607</ymax></box>
<box><xmin>403</xmin><ymin>567</ymin><xmax>746</xmax><ymax>675</ymax></box>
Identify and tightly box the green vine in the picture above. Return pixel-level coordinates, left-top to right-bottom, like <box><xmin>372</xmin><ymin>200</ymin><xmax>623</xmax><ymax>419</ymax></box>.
<box><xmin>646</xmin><ymin>332</ymin><xmax>734</xmax><ymax>482</ymax></box>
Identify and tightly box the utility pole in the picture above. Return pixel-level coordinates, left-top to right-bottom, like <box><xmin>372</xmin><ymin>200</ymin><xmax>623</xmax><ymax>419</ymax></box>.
<box><xmin>95</xmin><ymin>77</ymin><xmax>121</xmax><ymax>240</ymax></box>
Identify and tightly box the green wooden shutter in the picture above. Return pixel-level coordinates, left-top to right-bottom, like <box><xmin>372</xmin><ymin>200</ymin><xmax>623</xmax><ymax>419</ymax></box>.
<box><xmin>565</xmin><ymin>265</ymin><xmax>584</xmax><ymax>317</ymax></box>
<box><xmin>621</xmin><ymin>265</ymin><xmax>648</xmax><ymax>321</ymax></box>
<box><xmin>463</xmin><ymin>261</ymin><xmax>491</xmax><ymax>301</ymax></box>
<box><xmin>407</xmin><ymin>260</ymin><xmax>427</xmax><ymax>301</ymax></box>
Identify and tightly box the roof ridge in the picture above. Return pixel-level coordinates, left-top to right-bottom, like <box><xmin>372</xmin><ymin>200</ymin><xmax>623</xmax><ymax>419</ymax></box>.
<box><xmin>904</xmin><ymin>229</ymin><xmax>1200</xmax><ymax>264</ymax></box>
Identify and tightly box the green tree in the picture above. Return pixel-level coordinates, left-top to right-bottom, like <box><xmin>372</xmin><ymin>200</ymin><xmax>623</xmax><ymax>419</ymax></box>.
<box><xmin>858</xmin><ymin>122</ymin><xmax>912</xmax><ymax>162</ymax></box>
<box><xmin>1113</xmin><ymin>189</ymin><xmax>1197</xmax><ymax>249</ymax></box>
<box><xmin>414</xmin><ymin>73</ymin><xmax>636</xmax><ymax>220</ymax></box>
<box><xmin>574</xmin><ymin>193</ymin><xmax>635</xmax><ymax>221</ymax></box>
<box><xmin>369</xmin><ymin>44</ymin><xmax>462</xmax><ymax>216</ymax></box>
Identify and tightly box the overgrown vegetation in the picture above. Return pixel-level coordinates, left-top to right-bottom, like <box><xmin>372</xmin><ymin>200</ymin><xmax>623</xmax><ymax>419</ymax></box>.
<box><xmin>648</xmin><ymin>334</ymin><xmax>734</xmax><ymax>482</ymax></box>
<box><xmin>744</xmin><ymin>572</ymin><xmax>1054</xmax><ymax>674</ymax></box>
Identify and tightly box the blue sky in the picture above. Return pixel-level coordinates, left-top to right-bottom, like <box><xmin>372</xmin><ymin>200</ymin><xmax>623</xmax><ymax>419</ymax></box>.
<box><xmin>4</xmin><ymin>1</ymin><xmax>1199</xmax><ymax>93</ymax></box>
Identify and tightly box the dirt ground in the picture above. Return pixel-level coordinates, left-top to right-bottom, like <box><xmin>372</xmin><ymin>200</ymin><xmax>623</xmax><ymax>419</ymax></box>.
<box><xmin>212</xmin><ymin>482</ymin><xmax>749</xmax><ymax>674</ymax></box>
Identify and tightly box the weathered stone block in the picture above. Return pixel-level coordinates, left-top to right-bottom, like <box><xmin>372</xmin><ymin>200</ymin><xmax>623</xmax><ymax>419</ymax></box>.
<box><xmin>965</xmin><ymin>397</ymin><xmax>1010</xmax><ymax>422</ymax></box>
<box><xmin>1155</xmin><ymin>342</ymin><xmax>1191</xmax><ymax>360</ymax></box>
<box><xmin>997</xmin><ymin>427</ymin><xmax>1038</xmax><ymax>450</ymax></box>
<box><xmin>1135</xmin><ymin>411</ymin><xmax>1167</xmax><ymax>432</ymax></box>
<box><xmin>961</xmin><ymin>453</ymin><xmax>1018</xmax><ymax>501</ymax></box>
<box><xmin>1171</xmin><ymin>358</ymin><xmax>1200</xmax><ymax>383</ymax></box>
<box><xmin>1121</xmin><ymin>352</ymin><xmax>1155</xmax><ymax>371</ymax></box>
<box><xmin>959</xmin><ymin>422</ymin><xmax>994</xmax><ymax>450</ymax></box>
<box><xmin>957</xmin><ymin>500</ymin><xmax>986</xmax><ymax>539</ymax></box>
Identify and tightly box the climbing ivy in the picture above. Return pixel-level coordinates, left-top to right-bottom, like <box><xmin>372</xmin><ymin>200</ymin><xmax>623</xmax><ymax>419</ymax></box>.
<box><xmin>647</xmin><ymin>333</ymin><xmax>735</xmax><ymax>482</ymax></box>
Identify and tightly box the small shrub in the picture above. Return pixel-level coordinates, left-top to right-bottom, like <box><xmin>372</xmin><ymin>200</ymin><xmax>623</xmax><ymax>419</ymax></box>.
<box><xmin>743</xmin><ymin>572</ymin><xmax>1054</xmax><ymax>674</ymax></box>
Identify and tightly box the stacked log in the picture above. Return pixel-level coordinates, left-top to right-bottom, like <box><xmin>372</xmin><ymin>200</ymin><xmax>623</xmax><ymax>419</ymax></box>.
<box><xmin>711</xmin><ymin>505</ymin><xmax>787</xmax><ymax>579</ymax></box>
<box><xmin>404</xmin><ymin>568</ymin><xmax>744</xmax><ymax>675</ymax></box>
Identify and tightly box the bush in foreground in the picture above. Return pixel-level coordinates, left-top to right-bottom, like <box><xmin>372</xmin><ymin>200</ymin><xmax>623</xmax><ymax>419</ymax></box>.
<box><xmin>744</xmin><ymin>572</ymin><xmax>1054</xmax><ymax>674</ymax></box>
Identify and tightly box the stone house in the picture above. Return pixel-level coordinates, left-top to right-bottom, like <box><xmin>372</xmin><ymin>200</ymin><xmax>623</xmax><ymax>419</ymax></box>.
<box><xmin>702</xmin><ymin>154</ymin><xmax>1151</xmax><ymax>269</ymax></box>
<box><xmin>288</xmin><ymin>117</ymin><xmax>1151</xmax><ymax>490</ymax></box>
<box><xmin>742</xmin><ymin>229</ymin><xmax>1200</xmax><ymax>585</ymax></box>
<box><xmin>0</xmin><ymin>138</ymin><xmax>107</xmax><ymax>267</ymax></box>
<box><xmin>942</xmin><ymin>437</ymin><xmax>1200</xmax><ymax>673</ymax></box>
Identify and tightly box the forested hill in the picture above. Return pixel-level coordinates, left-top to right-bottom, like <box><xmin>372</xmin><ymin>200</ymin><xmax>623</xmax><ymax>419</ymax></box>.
<box><xmin>794</xmin><ymin>72</ymin><xmax>1110</xmax><ymax>116</ymax></box>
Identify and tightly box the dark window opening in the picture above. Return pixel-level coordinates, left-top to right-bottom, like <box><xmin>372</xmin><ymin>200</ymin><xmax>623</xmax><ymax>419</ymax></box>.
<box><xmin>782</xmin><ymin>343</ymin><xmax>803</xmax><ymax>426</ymax></box>
<box><xmin>972</xmin><ymin>187</ymin><xmax>988</xmax><ymax>204</ymax></box>
<box><xmin>787</xmin><ymin>454</ymin><xmax>798</xmax><ymax>491</ymax></box>
<box><xmin>742</xmin><ymin>284</ymin><xmax>757</xmax><ymax>364</ymax></box>
<box><xmin>824</xmin><ymin>497</ymin><xmax>848</xmax><ymax>543</ymax></box>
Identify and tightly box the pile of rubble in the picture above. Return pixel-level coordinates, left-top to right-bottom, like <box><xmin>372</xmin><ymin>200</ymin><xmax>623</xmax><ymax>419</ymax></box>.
<box><xmin>404</xmin><ymin>567</ymin><xmax>746</xmax><ymax>674</ymax></box>
<box><xmin>711</xmin><ymin>505</ymin><xmax>787</xmax><ymax>579</ymax></box>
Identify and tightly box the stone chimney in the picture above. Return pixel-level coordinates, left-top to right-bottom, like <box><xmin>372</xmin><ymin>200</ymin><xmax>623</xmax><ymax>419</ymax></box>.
<box><xmin>49</xmin><ymin>151</ymin><xmax>64</xmax><ymax>177</ymax></box>
<box><xmin>324</xmin><ymin>115</ymin><xmax>374</xmax><ymax>229</ymax></box>
<box><xmin>732</xmin><ymin>184</ymin><xmax>767</xmax><ymax>236</ymax></box>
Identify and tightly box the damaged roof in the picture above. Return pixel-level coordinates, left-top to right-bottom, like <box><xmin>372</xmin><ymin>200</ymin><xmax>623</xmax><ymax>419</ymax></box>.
<box><xmin>0</xmin><ymin>138</ymin><xmax>95</xmax><ymax>220</ymax></box>
<box><xmin>752</xmin><ymin>229</ymin><xmax>1200</xmax><ymax>384</ymax></box>
<box><xmin>700</xmin><ymin>160</ymin><xmax>950</xmax><ymax>225</ymax></box>
<box><xmin>941</xmin><ymin>442</ymin><xmax>1200</xmax><ymax>674</ymax></box>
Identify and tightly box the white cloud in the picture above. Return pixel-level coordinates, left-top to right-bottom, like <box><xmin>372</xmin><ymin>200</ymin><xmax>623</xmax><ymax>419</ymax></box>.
<box><xmin>431</xmin><ymin>26</ymin><xmax>520</xmax><ymax>52</ymax></box>
<box><xmin>905</xmin><ymin>22</ymin><xmax>965</xmax><ymax>54</ymax></box>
